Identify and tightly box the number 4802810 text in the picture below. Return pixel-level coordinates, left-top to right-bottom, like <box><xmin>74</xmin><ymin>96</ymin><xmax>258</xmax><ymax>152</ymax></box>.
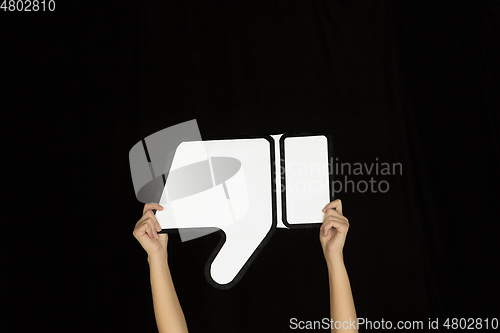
<box><xmin>1</xmin><ymin>0</ymin><xmax>55</xmax><ymax>11</ymax></box>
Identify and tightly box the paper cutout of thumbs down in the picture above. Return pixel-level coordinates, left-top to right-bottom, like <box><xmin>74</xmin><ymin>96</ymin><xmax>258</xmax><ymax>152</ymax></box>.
<box><xmin>129</xmin><ymin>120</ymin><xmax>333</xmax><ymax>289</ymax></box>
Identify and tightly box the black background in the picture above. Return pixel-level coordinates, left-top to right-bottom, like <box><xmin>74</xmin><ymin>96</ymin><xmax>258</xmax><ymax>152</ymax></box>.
<box><xmin>3</xmin><ymin>1</ymin><xmax>499</xmax><ymax>332</ymax></box>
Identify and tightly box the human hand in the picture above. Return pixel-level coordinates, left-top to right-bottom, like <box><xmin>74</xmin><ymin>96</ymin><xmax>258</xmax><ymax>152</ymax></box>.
<box><xmin>319</xmin><ymin>199</ymin><xmax>350</xmax><ymax>263</ymax></box>
<box><xmin>133</xmin><ymin>203</ymin><xmax>169</xmax><ymax>261</ymax></box>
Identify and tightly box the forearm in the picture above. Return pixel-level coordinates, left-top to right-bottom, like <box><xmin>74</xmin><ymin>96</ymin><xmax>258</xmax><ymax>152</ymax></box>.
<box><xmin>326</xmin><ymin>254</ymin><xmax>357</xmax><ymax>333</ymax></box>
<box><xmin>148</xmin><ymin>256</ymin><xmax>189</xmax><ymax>333</ymax></box>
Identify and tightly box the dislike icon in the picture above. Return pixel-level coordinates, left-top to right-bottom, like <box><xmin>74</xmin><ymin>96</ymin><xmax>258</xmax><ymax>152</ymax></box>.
<box><xmin>129</xmin><ymin>120</ymin><xmax>333</xmax><ymax>289</ymax></box>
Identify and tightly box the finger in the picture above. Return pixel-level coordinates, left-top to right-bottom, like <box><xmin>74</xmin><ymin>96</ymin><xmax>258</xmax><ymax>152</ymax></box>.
<box><xmin>323</xmin><ymin>215</ymin><xmax>349</xmax><ymax>229</ymax></box>
<box><xmin>143</xmin><ymin>204</ymin><xmax>164</xmax><ymax>216</ymax></box>
<box><xmin>145</xmin><ymin>217</ymin><xmax>159</xmax><ymax>239</ymax></box>
<box><xmin>320</xmin><ymin>216</ymin><xmax>347</xmax><ymax>229</ymax></box>
<box><xmin>321</xmin><ymin>220</ymin><xmax>348</xmax><ymax>237</ymax></box>
<box><xmin>143</xmin><ymin>203</ymin><xmax>164</xmax><ymax>215</ymax></box>
<box><xmin>144</xmin><ymin>223</ymin><xmax>155</xmax><ymax>239</ymax></box>
<box><xmin>143</xmin><ymin>210</ymin><xmax>162</xmax><ymax>232</ymax></box>
<box><xmin>320</xmin><ymin>218</ymin><xmax>349</xmax><ymax>236</ymax></box>
<box><xmin>137</xmin><ymin>217</ymin><xmax>158</xmax><ymax>239</ymax></box>
<box><xmin>324</xmin><ymin>207</ymin><xmax>347</xmax><ymax>221</ymax></box>
<box><xmin>135</xmin><ymin>214</ymin><xmax>151</xmax><ymax>228</ymax></box>
<box><xmin>134</xmin><ymin>217</ymin><xmax>147</xmax><ymax>232</ymax></box>
<box><xmin>322</xmin><ymin>199</ymin><xmax>343</xmax><ymax>215</ymax></box>
<box><xmin>133</xmin><ymin>221</ymin><xmax>149</xmax><ymax>238</ymax></box>
<box><xmin>154</xmin><ymin>216</ymin><xmax>162</xmax><ymax>233</ymax></box>
<box><xmin>134</xmin><ymin>218</ymin><xmax>149</xmax><ymax>232</ymax></box>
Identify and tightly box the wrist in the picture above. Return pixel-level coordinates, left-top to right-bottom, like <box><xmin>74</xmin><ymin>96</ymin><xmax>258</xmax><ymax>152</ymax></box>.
<box><xmin>147</xmin><ymin>253</ymin><xmax>168</xmax><ymax>265</ymax></box>
<box><xmin>325</xmin><ymin>252</ymin><xmax>344</xmax><ymax>269</ymax></box>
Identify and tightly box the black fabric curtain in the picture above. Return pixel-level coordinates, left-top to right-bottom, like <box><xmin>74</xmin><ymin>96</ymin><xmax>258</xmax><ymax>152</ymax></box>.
<box><xmin>5</xmin><ymin>1</ymin><xmax>499</xmax><ymax>332</ymax></box>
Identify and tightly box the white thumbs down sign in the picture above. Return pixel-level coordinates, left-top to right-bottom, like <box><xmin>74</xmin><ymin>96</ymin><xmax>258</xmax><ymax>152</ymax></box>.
<box><xmin>129</xmin><ymin>120</ymin><xmax>332</xmax><ymax>289</ymax></box>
